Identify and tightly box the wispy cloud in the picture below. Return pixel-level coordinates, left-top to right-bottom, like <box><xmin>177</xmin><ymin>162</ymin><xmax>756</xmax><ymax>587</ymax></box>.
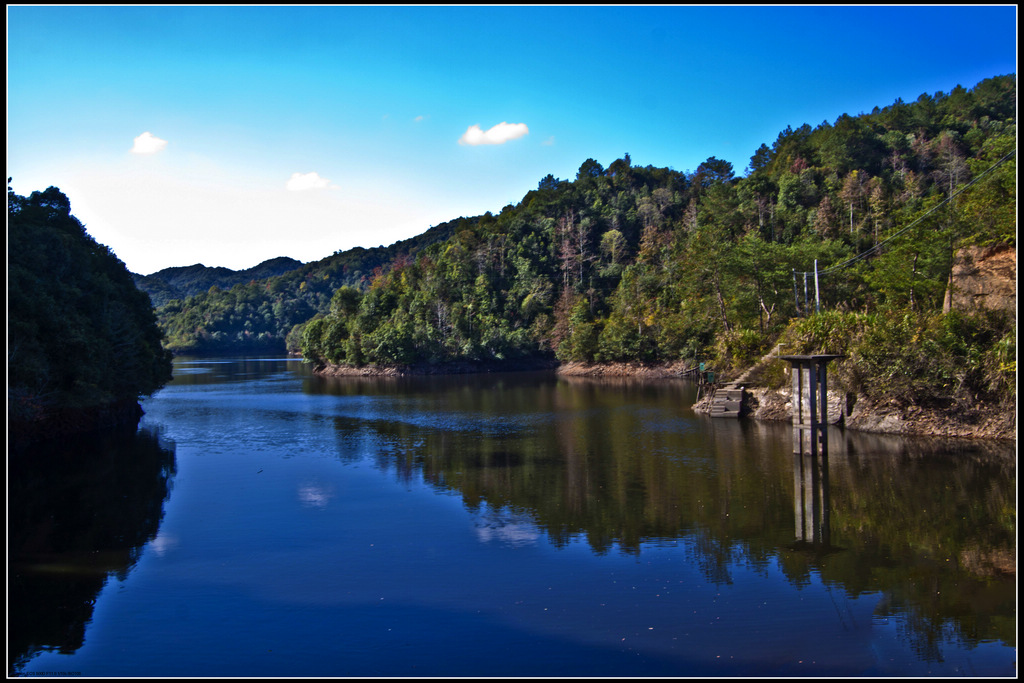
<box><xmin>458</xmin><ymin>121</ymin><xmax>529</xmax><ymax>146</ymax></box>
<box><xmin>286</xmin><ymin>171</ymin><xmax>331</xmax><ymax>191</ymax></box>
<box><xmin>131</xmin><ymin>131</ymin><xmax>168</xmax><ymax>154</ymax></box>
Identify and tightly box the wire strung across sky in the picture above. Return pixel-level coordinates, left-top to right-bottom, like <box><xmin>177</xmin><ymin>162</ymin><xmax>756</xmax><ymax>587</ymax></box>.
<box><xmin>795</xmin><ymin>148</ymin><xmax>1016</xmax><ymax>279</ymax></box>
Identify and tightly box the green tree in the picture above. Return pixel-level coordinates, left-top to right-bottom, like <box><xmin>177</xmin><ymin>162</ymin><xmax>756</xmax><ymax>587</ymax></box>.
<box><xmin>8</xmin><ymin>184</ymin><xmax>173</xmax><ymax>435</ymax></box>
<box><xmin>957</xmin><ymin>130</ymin><xmax>1016</xmax><ymax>246</ymax></box>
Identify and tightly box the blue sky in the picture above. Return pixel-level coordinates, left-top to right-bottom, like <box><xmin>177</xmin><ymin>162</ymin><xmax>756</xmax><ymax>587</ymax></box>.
<box><xmin>7</xmin><ymin>5</ymin><xmax>1017</xmax><ymax>275</ymax></box>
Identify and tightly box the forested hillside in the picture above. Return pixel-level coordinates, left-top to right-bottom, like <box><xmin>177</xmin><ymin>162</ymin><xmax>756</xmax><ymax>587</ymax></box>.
<box><xmin>132</xmin><ymin>257</ymin><xmax>303</xmax><ymax>309</ymax></box>
<box><xmin>146</xmin><ymin>216</ymin><xmax>463</xmax><ymax>353</ymax></box>
<box><xmin>303</xmin><ymin>76</ymin><xmax>1014</xmax><ymax>401</ymax></box>
<box><xmin>152</xmin><ymin>74</ymin><xmax>1015</xmax><ymax>414</ymax></box>
<box><xmin>8</xmin><ymin>185</ymin><xmax>174</xmax><ymax>438</ymax></box>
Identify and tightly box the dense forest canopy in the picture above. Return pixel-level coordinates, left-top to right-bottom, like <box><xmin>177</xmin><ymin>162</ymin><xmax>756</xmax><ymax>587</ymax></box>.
<box><xmin>128</xmin><ymin>74</ymin><xmax>1016</xmax><ymax>413</ymax></box>
<box><xmin>297</xmin><ymin>76</ymin><xmax>1015</xmax><ymax>399</ymax></box>
<box><xmin>132</xmin><ymin>256</ymin><xmax>304</xmax><ymax>309</ymax></box>
<box><xmin>146</xmin><ymin>215</ymin><xmax>465</xmax><ymax>353</ymax></box>
<box><xmin>8</xmin><ymin>184</ymin><xmax>174</xmax><ymax>435</ymax></box>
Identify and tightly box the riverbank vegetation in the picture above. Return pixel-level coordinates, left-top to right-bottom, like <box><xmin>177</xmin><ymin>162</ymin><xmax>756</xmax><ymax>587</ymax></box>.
<box><xmin>299</xmin><ymin>77</ymin><xmax>1015</xmax><ymax>404</ymax></box>
<box><xmin>8</xmin><ymin>184</ymin><xmax>174</xmax><ymax>438</ymax></box>
<box><xmin>781</xmin><ymin>307</ymin><xmax>1015</xmax><ymax>410</ymax></box>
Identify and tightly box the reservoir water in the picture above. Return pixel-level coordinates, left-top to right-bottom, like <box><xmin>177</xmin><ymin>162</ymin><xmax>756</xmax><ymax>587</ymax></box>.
<box><xmin>9</xmin><ymin>357</ymin><xmax>1016</xmax><ymax>677</ymax></box>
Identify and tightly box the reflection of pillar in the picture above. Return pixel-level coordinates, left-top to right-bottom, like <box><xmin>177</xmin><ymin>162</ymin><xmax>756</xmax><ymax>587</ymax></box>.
<box><xmin>781</xmin><ymin>354</ymin><xmax>842</xmax><ymax>547</ymax></box>
<box><xmin>794</xmin><ymin>447</ymin><xmax>830</xmax><ymax>545</ymax></box>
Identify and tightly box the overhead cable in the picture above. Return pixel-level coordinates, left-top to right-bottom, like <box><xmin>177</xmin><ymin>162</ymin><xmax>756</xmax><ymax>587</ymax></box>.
<box><xmin>797</xmin><ymin>148</ymin><xmax>1016</xmax><ymax>278</ymax></box>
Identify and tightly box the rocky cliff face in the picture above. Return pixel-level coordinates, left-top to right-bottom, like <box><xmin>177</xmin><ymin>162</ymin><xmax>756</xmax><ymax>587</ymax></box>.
<box><xmin>946</xmin><ymin>244</ymin><xmax>1016</xmax><ymax>313</ymax></box>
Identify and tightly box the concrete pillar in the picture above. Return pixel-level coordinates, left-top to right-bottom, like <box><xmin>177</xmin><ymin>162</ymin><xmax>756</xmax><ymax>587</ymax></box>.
<box><xmin>782</xmin><ymin>354</ymin><xmax>842</xmax><ymax>547</ymax></box>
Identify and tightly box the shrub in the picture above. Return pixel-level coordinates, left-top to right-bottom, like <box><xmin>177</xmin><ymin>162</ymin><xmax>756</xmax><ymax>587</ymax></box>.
<box><xmin>712</xmin><ymin>328</ymin><xmax>768</xmax><ymax>374</ymax></box>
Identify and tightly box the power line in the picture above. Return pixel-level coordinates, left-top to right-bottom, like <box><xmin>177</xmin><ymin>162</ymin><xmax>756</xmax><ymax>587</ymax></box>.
<box><xmin>796</xmin><ymin>148</ymin><xmax>1016</xmax><ymax>278</ymax></box>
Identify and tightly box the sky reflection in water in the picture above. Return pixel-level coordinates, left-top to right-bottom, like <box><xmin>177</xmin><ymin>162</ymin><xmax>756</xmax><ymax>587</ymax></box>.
<box><xmin>10</xmin><ymin>357</ymin><xmax>1015</xmax><ymax>678</ymax></box>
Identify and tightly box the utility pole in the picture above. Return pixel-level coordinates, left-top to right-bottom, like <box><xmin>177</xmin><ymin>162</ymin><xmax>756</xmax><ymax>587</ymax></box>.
<box><xmin>803</xmin><ymin>272</ymin><xmax>809</xmax><ymax>315</ymax></box>
<box><xmin>814</xmin><ymin>260</ymin><xmax>821</xmax><ymax>314</ymax></box>
<box><xmin>792</xmin><ymin>270</ymin><xmax>801</xmax><ymax>316</ymax></box>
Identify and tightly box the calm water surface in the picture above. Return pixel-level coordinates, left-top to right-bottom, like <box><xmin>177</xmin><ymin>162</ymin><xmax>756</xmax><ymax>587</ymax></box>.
<box><xmin>10</xmin><ymin>357</ymin><xmax>1016</xmax><ymax>677</ymax></box>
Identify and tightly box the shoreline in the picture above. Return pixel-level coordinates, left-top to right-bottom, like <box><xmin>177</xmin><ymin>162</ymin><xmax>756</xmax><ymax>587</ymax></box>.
<box><xmin>312</xmin><ymin>359</ymin><xmax>698</xmax><ymax>378</ymax></box>
<box><xmin>312</xmin><ymin>359</ymin><xmax>1015</xmax><ymax>441</ymax></box>
<box><xmin>312</xmin><ymin>357</ymin><xmax>560</xmax><ymax>377</ymax></box>
<box><xmin>737</xmin><ymin>386</ymin><xmax>1015</xmax><ymax>442</ymax></box>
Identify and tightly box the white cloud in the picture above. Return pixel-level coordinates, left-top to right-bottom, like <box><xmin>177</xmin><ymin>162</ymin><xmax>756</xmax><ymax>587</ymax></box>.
<box><xmin>286</xmin><ymin>171</ymin><xmax>331</xmax><ymax>191</ymax></box>
<box><xmin>147</xmin><ymin>533</ymin><xmax>180</xmax><ymax>557</ymax></box>
<box><xmin>542</xmin><ymin>136</ymin><xmax>555</xmax><ymax>146</ymax></box>
<box><xmin>458</xmin><ymin>121</ymin><xmax>529</xmax><ymax>146</ymax></box>
<box><xmin>131</xmin><ymin>131</ymin><xmax>168</xmax><ymax>154</ymax></box>
<box><xmin>298</xmin><ymin>483</ymin><xmax>335</xmax><ymax>509</ymax></box>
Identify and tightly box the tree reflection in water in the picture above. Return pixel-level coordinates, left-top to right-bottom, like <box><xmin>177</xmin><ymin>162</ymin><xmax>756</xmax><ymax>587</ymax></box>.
<box><xmin>9</xmin><ymin>426</ymin><xmax>177</xmax><ymax>674</ymax></box>
<box><xmin>323</xmin><ymin>373</ymin><xmax>1015</xmax><ymax>661</ymax></box>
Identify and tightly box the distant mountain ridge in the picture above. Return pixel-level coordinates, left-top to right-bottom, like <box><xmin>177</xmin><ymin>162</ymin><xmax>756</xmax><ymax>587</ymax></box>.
<box><xmin>132</xmin><ymin>256</ymin><xmax>304</xmax><ymax>308</ymax></box>
<box><xmin>136</xmin><ymin>216</ymin><xmax>465</xmax><ymax>353</ymax></box>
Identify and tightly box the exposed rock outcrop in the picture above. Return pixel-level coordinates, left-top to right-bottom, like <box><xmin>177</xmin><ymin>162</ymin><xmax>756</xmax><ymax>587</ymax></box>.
<box><xmin>946</xmin><ymin>244</ymin><xmax>1016</xmax><ymax>313</ymax></box>
<box><xmin>741</xmin><ymin>386</ymin><xmax>1014</xmax><ymax>441</ymax></box>
<box><xmin>744</xmin><ymin>387</ymin><xmax>846</xmax><ymax>424</ymax></box>
<box><xmin>555</xmin><ymin>361</ymin><xmax>694</xmax><ymax>378</ymax></box>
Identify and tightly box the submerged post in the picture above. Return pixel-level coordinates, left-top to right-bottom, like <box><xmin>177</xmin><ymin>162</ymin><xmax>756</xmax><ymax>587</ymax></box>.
<box><xmin>781</xmin><ymin>354</ymin><xmax>843</xmax><ymax>546</ymax></box>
